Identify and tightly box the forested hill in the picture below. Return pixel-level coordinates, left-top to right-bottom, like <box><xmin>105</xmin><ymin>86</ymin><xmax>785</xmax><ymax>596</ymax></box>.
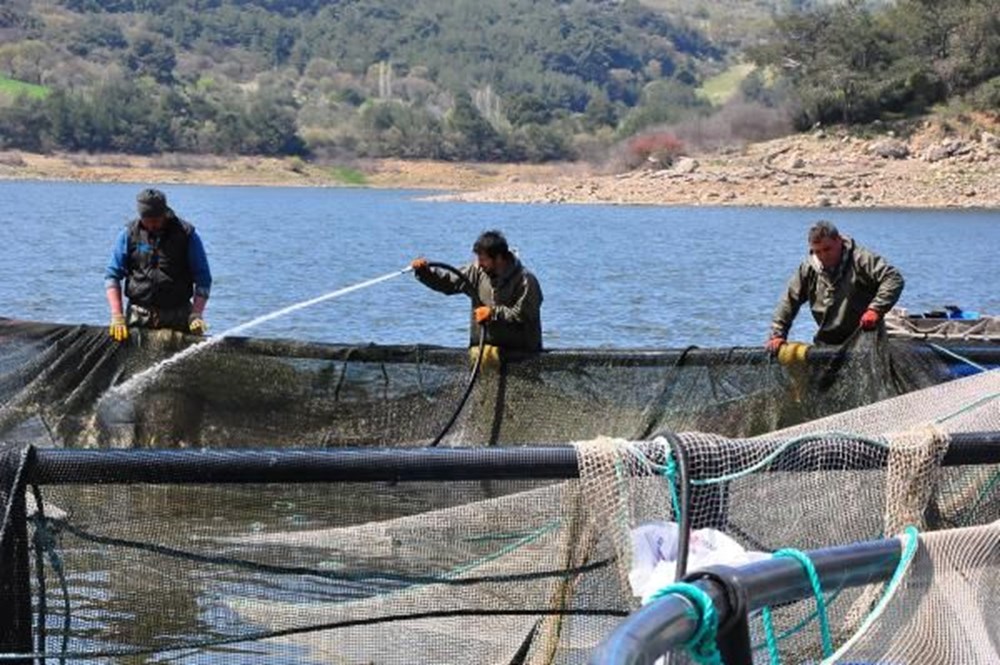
<box><xmin>0</xmin><ymin>0</ymin><xmax>721</xmax><ymax>160</ymax></box>
<box><xmin>0</xmin><ymin>0</ymin><xmax>998</xmax><ymax>165</ymax></box>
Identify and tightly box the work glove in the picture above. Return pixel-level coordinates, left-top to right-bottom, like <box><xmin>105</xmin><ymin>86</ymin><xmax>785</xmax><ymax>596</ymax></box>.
<box><xmin>410</xmin><ymin>257</ymin><xmax>429</xmax><ymax>272</ymax></box>
<box><xmin>109</xmin><ymin>314</ymin><xmax>129</xmax><ymax>342</ymax></box>
<box><xmin>188</xmin><ymin>313</ymin><xmax>207</xmax><ymax>336</ymax></box>
<box><xmin>859</xmin><ymin>308</ymin><xmax>880</xmax><ymax>330</ymax></box>
<box><xmin>765</xmin><ymin>336</ymin><xmax>785</xmax><ymax>354</ymax></box>
<box><xmin>474</xmin><ymin>306</ymin><xmax>492</xmax><ymax>324</ymax></box>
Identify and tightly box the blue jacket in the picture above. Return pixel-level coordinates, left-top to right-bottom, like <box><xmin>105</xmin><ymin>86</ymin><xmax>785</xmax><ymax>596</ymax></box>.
<box><xmin>104</xmin><ymin>212</ymin><xmax>212</xmax><ymax>309</ymax></box>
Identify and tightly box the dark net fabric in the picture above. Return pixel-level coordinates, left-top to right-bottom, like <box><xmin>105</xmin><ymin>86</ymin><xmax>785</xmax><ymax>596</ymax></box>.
<box><xmin>0</xmin><ymin>317</ymin><xmax>994</xmax><ymax>663</ymax></box>
<box><xmin>0</xmin><ymin>318</ymin><xmax>960</xmax><ymax>448</ymax></box>
<box><xmin>27</xmin><ymin>476</ymin><xmax>619</xmax><ymax>664</ymax></box>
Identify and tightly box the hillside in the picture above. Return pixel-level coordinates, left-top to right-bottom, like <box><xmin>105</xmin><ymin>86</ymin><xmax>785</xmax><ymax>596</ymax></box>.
<box><xmin>430</xmin><ymin>114</ymin><xmax>1000</xmax><ymax>208</ymax></box>
<box><xmin>0</xmin><ymin>0</ymin><xmax>997</xmax><ymax>171</ymax></box>
<box><xmin>0</xmin><ymin>0</ymin><xmax>724</xmax><ymax>161</ymax></box>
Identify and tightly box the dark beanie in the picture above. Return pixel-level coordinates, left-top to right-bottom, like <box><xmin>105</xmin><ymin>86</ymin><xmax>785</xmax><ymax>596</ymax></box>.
<box><xmin>137</xmin><ymin>188</ymin><xmax>168</xmax><ymax>217</ymax></box>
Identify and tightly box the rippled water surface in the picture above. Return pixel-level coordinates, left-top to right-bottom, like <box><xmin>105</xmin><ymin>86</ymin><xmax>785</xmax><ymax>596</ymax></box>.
<box><xmin>3</xmin><ymin>180</ymin><xmax>998</xmax><ymax>348</ymax></box>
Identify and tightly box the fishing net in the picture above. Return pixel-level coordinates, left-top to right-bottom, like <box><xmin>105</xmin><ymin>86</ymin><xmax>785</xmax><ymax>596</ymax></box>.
<box><xmin>0</xmin><ymin>316</ymin><xmax>998</xmax><ymax>663</ymax></box>
<box><xmin>577</xmin><ymin>366</ymin><xmax>1000</xmax><ymax>664</ymax></box>
<box><xmin>827</xmin><ymin>519</ymin><xmax>1000</xmax><ymax>665</ymax></box>
<box><xmin>0</xmin><ymin>318</ymin><xmax>973</xmax><ymax>448</ymax></box>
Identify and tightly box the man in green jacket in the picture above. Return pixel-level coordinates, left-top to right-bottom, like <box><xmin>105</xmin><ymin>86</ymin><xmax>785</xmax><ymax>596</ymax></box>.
<box><xmin>766</xmin><ymin>220</ymin><xmax>904</xmax><ymax>351</ymax></box>
<box><xmin>411</xmin><ymin>230</ymin><xmax>543</xmax><ymax>354</ymax></box>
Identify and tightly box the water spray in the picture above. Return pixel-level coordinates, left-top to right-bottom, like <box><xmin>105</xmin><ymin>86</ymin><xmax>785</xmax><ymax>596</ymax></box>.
<box><xmin>104</xmin><ymin>267</ymin><xmax>413</xmax><ymax>402</ymax></box>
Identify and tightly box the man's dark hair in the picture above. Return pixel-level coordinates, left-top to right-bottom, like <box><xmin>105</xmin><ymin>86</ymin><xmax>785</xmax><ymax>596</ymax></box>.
<box><xmin>137</xmin><ymin>188</ymin><xmax>168</xmax><ymax>218</ymax></box>
<box><xmin>808</xmin><ymin>220</ymin><xmax>840</xmax><ymax>243</ymax></box>
<box><xmin>472</xmin><ymin>230</ymin><xmax>511</xmax><ymax>259</ymax></box>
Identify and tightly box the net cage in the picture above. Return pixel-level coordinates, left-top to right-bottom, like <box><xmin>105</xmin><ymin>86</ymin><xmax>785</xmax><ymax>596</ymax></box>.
<box><xmin>592</xmin><ymin>518</ymin><xmax>1000</xmax><ymax>665</ymax></box>
<box><xmin>0</xmin><ymin>317</ymin><xmax>998</xmax><ymax>663</ymax></box>
<box><xmin>0</xmin><ymin>317</ymin><xmax>995</xmax><ymax>449</ymax></box>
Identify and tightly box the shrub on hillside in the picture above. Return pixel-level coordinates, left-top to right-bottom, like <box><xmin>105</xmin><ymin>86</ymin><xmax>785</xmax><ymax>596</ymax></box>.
<box><xmin>624</xmin><ymin>132</ymin><xmax>684</xmax><ymax>170</ymax></box>
<box><xmin>967</xmin><ymin>76</ymin><xmax>1000</xmax><ymax>113</ymax></box>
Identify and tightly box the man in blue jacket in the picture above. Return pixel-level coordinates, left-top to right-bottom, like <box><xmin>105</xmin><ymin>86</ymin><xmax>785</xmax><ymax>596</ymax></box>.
<box><xmin>104</xmin><ymin>188</ymin><xmax>212</xmax><ymax>342</ymax></box>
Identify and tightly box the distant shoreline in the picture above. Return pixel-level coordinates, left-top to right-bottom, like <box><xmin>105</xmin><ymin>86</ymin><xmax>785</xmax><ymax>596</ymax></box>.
<box><xmin>0</xmin><ymin>152</ymin><xmax>569</xmax><ymax>192</ymax></box>
<box><xmin>2</xmin><ymin>124</ymin><xmax>999</xmax><ymax>209</ymax></box>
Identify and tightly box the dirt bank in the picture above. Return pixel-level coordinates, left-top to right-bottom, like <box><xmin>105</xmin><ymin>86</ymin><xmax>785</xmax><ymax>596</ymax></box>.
<box><xmin>431</xmin><ymin>120</ymin><xmax>1000</xmax><ymax>209</ymax></box>
<box><xmin>0</xmin><ymin>152</ymin><xmax>571</xmax><ymax>192</ymax></box>
<box><xmin>2</xmin><ymin>118</ymin><xmax>998</xmax><ymax>208</ymax></box>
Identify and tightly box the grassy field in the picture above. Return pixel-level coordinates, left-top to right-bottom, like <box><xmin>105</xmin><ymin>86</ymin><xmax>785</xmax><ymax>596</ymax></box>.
<box><xmin>697</xmin><ymin>63</ymin><xmax>756</xmax><ymax>106</ymax></box>
<box><xmin>0</xmin><ymin>76</ymin><xmax>49</xmax><ymax>100</ymax></box>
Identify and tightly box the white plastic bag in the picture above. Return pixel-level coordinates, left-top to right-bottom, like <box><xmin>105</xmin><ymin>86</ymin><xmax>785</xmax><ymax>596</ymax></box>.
<box><xmin>629</xmin><ymin>521</ymin><xmax>770</xmax><ymax>604</ymax></box>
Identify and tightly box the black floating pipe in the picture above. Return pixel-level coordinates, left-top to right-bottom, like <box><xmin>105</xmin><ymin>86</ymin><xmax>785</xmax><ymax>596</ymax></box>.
<box><xmin>0</xmin><ymin>446</ymin><xmax>34</xmax><ymax>664</ymax></box>
<box><xmin>216</xmin><ymin>336</ymin><xmax>1000</xmax><ymax>368</ymax></box>
<box><xmin>23</xmin><ymin>430</ymin><xmax>1000</xmax><ymax>486</ymax></box>
<box><xmin>589</xmin><ymin>537</ymin><xmax>903</xmax><ymax>665</ymax></box>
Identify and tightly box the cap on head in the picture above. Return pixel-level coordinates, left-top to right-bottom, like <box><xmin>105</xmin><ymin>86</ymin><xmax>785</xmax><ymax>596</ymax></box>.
<box><xmin>472</xmin><ymin>230</ymin><xmax>510</xmax><ymax>259</ymax></box>
<box><xmin>137</xmin><ymin>188</ymin><xmax>168</xmax><ymax>218</ymax></box>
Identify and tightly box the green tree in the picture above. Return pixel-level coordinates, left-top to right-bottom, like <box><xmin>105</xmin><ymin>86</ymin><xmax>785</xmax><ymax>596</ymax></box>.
<box><xmin>125</xmin><ymin>33</ymin><xmax>176</xmax><ymax>84</ymax></box>
<box><xmin>242</xmin><ymin>87</ymin><xmax>306</xmax><ymax>155</ymax></box>
<box><xmin>0</xmin><ymin>95</ymin><xmax>48</xmax><ymax>151</ymax></box>
<box><xmin>446</xmin><ymin>90</ymin><xmax>504</xmax><ymax>161</ymax></box>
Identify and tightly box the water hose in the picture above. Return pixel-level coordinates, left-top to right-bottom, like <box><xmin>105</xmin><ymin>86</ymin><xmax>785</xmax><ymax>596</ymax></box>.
<box><xmin>653</xmin><ymin>429</ymin><xmax>692</xmax><ymax>581</ymax></box>
<box><xmin>422</xmin><ymin>262</ymin><xmax>487</xmax><ymax>447</ymax></box>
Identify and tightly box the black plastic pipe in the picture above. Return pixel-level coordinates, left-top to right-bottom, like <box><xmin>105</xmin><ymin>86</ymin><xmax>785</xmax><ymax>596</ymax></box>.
<box><xmin>214</xmin><ymin>337</ymin><xmax>1000</xmax><ymax>368</ymax></box>
<box><xmin>421</xmin><ymin>261</ymin><xmax>486</xmax><ymax>448</ymax></box>
<box><xmin>589</xmin><ymin>536</ymin><xmax>903</xmax><ymax>665</ymax></box>
<box><xmin>22</xmin><ymin>430</ymin><xmax>1000</xmax><ymax>485</ymax></box>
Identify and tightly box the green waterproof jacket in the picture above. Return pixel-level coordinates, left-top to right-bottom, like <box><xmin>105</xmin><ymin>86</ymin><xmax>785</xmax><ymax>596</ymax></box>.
<box><xmin>771</xmin><ymin>236</ymin><xmax>904</xmax><ymax>345</ymax></box>
<box><xmin>416</xmin><ymin>258</ymin><xmax>543</xmax><ymax>352</ymax></box>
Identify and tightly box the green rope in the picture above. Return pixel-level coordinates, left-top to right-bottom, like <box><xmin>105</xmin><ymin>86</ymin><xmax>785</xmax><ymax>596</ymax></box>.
<box><xmin>760</xmin><ymin>548</ymin><xmax>833</xmax><ymax>664</ymax></box>
<box><xmin>646</xmin><ymin>582</ymin><xmax>724</xmax><ymax>665</ymax></box>
<box><xmin>752</xmin><ymin>586</ymin><xmax>846</xmax><ymax>652</ymax></box>
<box><xmin>927</xmin><ymin>342</ymin><xmax>988</xmax><ymax>373</ymax></box>
<box><xmin>639</xmin><ymin>431</ymin><xmax>890</xmax><ymax>486</ymax></box>
<box><xmin>820</xmin><ymin>525</ymin><xmax>920</xmax><ymax>664</ymax></box>
<box><xmin>960</xmin><ymin>470</ymin><xmax>1000</xmax><ymax>527</ymax></box>
<box><xmin>661</xmin><ymin>444</ymin><xmax>682</xmax><ymax>521</ymax></box>
<box><xmin>761</xmin><ymin>606</ymin><xmax>781</xmax><ymax>664</ymax></box>
<box><xmin>935</xmin><ymin>390</ymin><xmax>1000</xmax><ymax>425</ymax></box>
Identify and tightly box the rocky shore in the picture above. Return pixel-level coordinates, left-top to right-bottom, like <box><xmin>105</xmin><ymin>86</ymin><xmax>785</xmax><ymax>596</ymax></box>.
<box><xmin>430</xmin><ymin>122</ymin><xmax>1000</xmax><ymax>208</ymax></box>
<box><xmin>2</xmin><ymin>118</ymin><xmax>998</xmax><ymax>209</ymax></box>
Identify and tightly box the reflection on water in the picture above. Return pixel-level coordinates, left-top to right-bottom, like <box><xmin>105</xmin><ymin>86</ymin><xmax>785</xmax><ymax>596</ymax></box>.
<box><xmin>37</xmin><ymin>480</ymin><xmax>551</xmax><ymax>663</ymax></box>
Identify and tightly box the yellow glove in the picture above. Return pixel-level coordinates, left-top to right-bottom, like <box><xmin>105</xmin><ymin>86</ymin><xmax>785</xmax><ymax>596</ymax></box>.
<box><xmin>474</xmin><ymin>306</ymin><xmax>492</xmax><ymax>324</ymax></box>
<box><xmin>188</xmin><ymin>314</ymin><xmax>207</xmax><ymax>336</ymax></box>
<box><xmin>777</xmin><ymin>341</ymin><xmax>810</xmax><ymax>366</ymax></box>
<box><xmin>109</xmin><ymin>314</ymin><xmax>128</xmax><ymax>342</ymax></box>
<box><xmin>469</xmin><ymin>344</ymin><xmax>502</xmax><ymax>371</ymax></box>
<box><xmin>410</xmin><ymin>257</ymin><xmax>429</xmax><ymax>272</ymax></box>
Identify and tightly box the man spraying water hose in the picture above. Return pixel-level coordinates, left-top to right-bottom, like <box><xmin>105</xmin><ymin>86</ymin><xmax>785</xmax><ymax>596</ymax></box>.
<box><xmin>411</xmin><ymin>230</ymin><xmax>544</xmax><ymax>356</ymax></box>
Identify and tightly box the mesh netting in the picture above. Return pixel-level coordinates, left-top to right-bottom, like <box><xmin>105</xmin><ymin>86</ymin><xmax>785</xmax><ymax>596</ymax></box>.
<box><xmin>828</xmin><ymin>520</ymin><xmax>1000</xmax><ymax>665</ymax></box>
<box><xmin>0</xmin><ymin>318</ymin><xmax>969</xmax><ymax>447</ymax></box>
<box><xmin>576</xmin><ymin>367</ymin><xmax>1000</xmax><ymax>664</ymax></box>
<box><xmin>0</xmin><ymin>317</ymin><xmax>998</xmax><ymax>663</ymax></box>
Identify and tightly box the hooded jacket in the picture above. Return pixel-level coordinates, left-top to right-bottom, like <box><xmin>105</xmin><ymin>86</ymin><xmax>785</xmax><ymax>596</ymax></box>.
<box><xmin>771</xmin><ymin>236</ymin><xmax>904</xmax><ymax>345</ymax></box>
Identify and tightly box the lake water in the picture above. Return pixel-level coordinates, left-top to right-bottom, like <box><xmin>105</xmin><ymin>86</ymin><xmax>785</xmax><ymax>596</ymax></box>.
<box><xmin>2</xmin><ymin>179</ymin><xmax>999</xmax><ymax>662</ymax></box>
<box><xmin>2</xmin><ymin>180</ymin><xmax>998</xmax><ymax>348</ymax></box>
